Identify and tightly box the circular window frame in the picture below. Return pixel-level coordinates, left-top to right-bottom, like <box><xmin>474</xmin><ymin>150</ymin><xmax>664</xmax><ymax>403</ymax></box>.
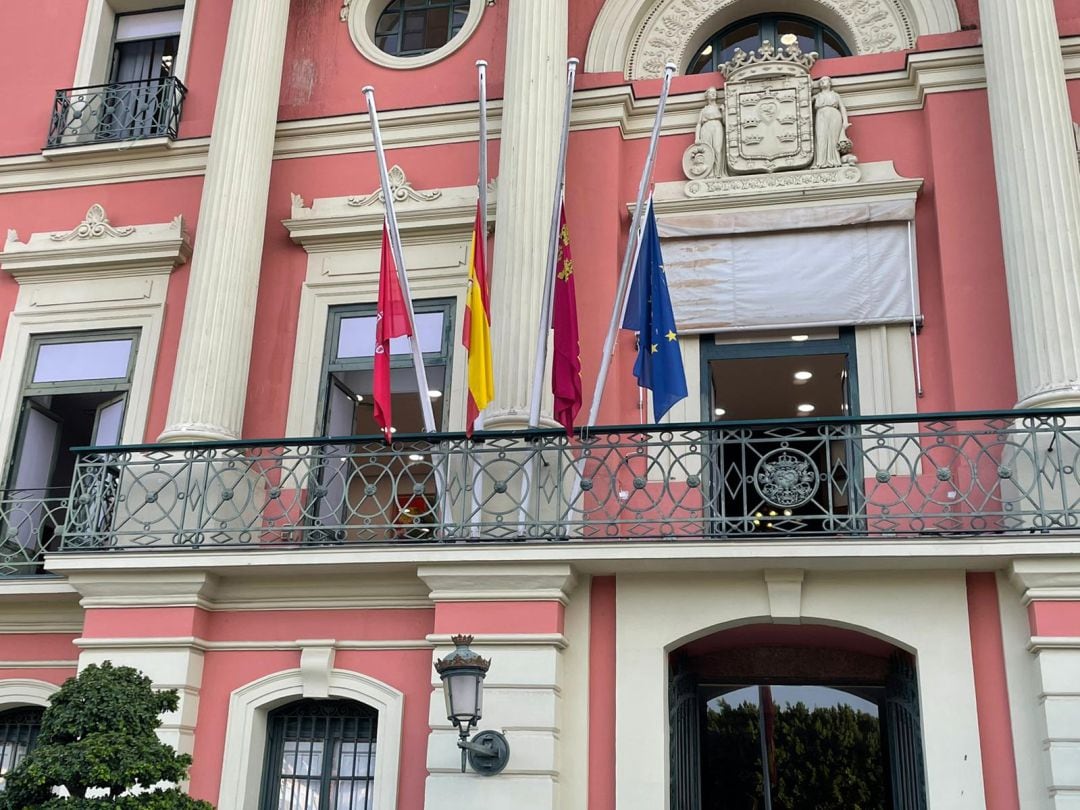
<box><xmin>347</xmin><ymin>0</ymin><xmax>485</xmax><ymax>70</ymax></box>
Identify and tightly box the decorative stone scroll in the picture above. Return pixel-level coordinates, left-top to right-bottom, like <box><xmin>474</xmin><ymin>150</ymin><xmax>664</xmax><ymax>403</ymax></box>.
<box><xmin>347</xmin><ymin>165</ymin><xmax>442</xmax><ymax>207</ymax></box>
<box><xmin>49</xmin><ymin>204</ymin><xmax>135</xmax><ymax>241</ymax></box>
<box><xmin>680</xmin><ymin>37</ymin><xmax>860</xmax><ymax>198</ymax></box>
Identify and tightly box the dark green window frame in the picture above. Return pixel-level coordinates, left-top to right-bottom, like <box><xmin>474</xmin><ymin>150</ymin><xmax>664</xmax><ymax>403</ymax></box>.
<box><xmin>259</xmin><ymin>699</ymin><xmax>378</xmax><ymax>810</ymax></box>
<box><xmin>0</xmin><ymin>706</ymin><xmax>44</xmax><ymax>792</ymax></box>
<box><xmin>688</xmin><ymin>13</ymin><xmax>851</xmax><ymax>74</ymax></box>
<box><xmin>374</xmin><ymin>0</ymin><xmax>471</xmax><ymax>57</ymax></box>
<box><xmin>21</xmin><ymin>329</ymin><xmax>140</xmax><ymax>397</ymax></box>
<box><xmin>319</xmin><ymin>299</ymin><xmax>455</xmax><ymax>434</ymax></box>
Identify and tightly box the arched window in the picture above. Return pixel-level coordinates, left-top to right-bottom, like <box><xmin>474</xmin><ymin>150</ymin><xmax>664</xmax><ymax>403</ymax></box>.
<box><xmin>0</xmin><ymin>707</ymin><xmax>44</xmax><ymax>791</ymax></box>
<box><xmin>688</xmin><ymin>14</ymin><xmax>851</xmax><ymax>74</ymax></box>
<box><xmin>260</xmin><ymin>699</ymin><xmax>378</xmax><ymax>810</ymax></box>
<box><xmin>374</xmin><ymin>0</ymin><xmax>471</xmax><ymax>57</ymax></box>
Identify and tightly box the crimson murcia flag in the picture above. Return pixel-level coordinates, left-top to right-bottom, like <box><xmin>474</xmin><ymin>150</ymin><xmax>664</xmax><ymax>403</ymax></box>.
<box><xmin>551</xmin><ymin>203</ymin><xmax>582</xmax><ymax>435</ymax></box>
<box><xmin>373</xmin><ymin>221</ymin><xmax>411</xmax><ymax>442</ymax></box>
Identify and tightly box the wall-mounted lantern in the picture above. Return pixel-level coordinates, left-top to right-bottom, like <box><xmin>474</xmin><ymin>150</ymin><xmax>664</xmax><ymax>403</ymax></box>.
<box><xmin>434</xmin><ymin>634</ymin><xmax>510</xmax><ymax>776</ymax></box>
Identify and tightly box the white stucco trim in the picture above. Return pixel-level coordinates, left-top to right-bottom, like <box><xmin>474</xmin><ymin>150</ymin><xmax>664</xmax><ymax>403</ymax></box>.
<box><xmin>614</xmin><ymin>570</ymin><xmax>986</xmax><ymax>810</ymax></box>
<box><xmin>0</xmin><ymin>679</ymin><xmax>59</xmax><ymax>710</ymax></box>
<box><xmin>585</xmin><ymin>0</ymin><xmax>960</xmax><ymax>77</ymax></box>
<box><xmin>344</xmin><ymin>0</ymin><xmax>485</xmax><ymax>70</ymax></box>
<box><xmin>74</xmin><ymin>0</ymin><xmax>199</xmax><ymax>87</ymax></box>
<box><xmin>218</xmin><ymin>668</ymin><xmax>404</xmax><ymax>810</ymax></box>
<box><xmin>0</xmin><ymin>210</ymin><xmax>189</xmax><ymax>486</ymax></box>
<box><xmin>283</xmin><ymin>184</ymin><xmax>494</xmax><ymax>437</ymax></box>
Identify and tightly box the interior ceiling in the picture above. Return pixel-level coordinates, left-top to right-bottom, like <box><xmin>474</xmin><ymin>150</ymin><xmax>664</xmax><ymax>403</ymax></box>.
<box><xmin>710</xmin><ymin>353</ymin><xmax>847</xmax><ymax>420</ymax></box>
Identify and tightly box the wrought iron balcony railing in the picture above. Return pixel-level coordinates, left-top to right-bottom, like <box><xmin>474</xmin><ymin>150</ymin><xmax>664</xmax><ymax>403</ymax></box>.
<box><xmin>46</xmin><ymin>76</ymin><xmax>187</xmax><ymax>148</ymax></box>
<box><xmin>46</xmin><ymin>409</ymin><xmax>1080</xmax><ymax>555</ymax></box>
<box><xmin>0</xmin><ymin>489</ymin><xmax>69</xmax><ymax>576</ymax></box>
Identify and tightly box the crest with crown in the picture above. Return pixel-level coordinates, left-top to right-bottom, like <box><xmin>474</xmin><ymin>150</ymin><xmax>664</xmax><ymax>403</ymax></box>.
<box><xmin>719</xmin><ymin>35</ymin><xmax>818</xmax><ymax>82</ymax></box>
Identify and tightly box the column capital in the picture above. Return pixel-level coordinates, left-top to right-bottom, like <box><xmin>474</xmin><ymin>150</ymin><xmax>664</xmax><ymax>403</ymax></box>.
<box><xmin>417</xmin><ymin>562</ymin><xmax>577</xmax><ymax>603</ymax></box>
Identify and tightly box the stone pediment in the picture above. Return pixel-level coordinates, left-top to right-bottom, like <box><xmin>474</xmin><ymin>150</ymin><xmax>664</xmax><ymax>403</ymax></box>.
<box><xmin>1</xmin><ymin>205</ymin><xmax>190</xmax><ymax>282</ymax></box>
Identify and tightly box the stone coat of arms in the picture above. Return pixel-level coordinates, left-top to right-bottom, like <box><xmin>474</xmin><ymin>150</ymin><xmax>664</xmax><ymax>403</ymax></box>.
<box><xmin>682</xmin><ymin>35</ymin><xmax>859</xmax><ymax>196</ymax></box>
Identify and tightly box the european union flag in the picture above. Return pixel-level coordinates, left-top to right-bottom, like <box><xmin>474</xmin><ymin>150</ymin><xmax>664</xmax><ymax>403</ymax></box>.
<box><xmin>622</xmin><ymin>199</ymin><xmax>687</xmax><ymax>422</ymax></box>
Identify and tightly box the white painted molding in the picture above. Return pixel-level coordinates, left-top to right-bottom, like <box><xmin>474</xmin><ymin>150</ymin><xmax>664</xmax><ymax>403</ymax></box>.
<box><xmin>282</xmin><ymin>182</ymin><xmax>485</xmax><ymax>436</ymax></box>
<box><xmin>62</xmin><ymin>571</ymin><xmax>215</xmax><ymax>610</ymax></box>
<box><xmin>0</xmin><ymin>679</ymin><xmax>59</xmax><ymax>710</ymax></box>
<box><xmin>1008</xmin><ymin>558</ymin><xmax>1080</xmax><ymax>604</ymax></box>
<box><xmin>343</xmin><ymin>0</ymin><xmax>485</xmax><ymax>70</ymax></box>
<box><xmin>283</xmin><ymin>180</ymin><xmax>495</xmax><ymax>252</ymax></box>
<box><xmin>218</xmin><ymin>668</ymin><xmax>404</xmax><ymax>810</ymax></box>
<box><xmin>586</xmin><ymin>0</ymin><xmax>960</xmax><ymax>78</ymax></box>
<box><xmin>417</xmin><ymin>563</ymin><xmax>578</xmax><ymax>604</ymax></box>
<box><xmin>426</xmin><ymin>633</ymin><xmax>569</xmax><ymax>649</ymax></box>
<box><xmin>0</xmin><ymin>207</ymin><xmax>191</xmax><ymax>282</ymax></box>
<box><xmin>9</xmin><ymin>39</ymin><xmax>1080</xmax><ymax>196</ymax></box>
<box><xmin>764</xmin><ymin>569</ymin><xmax>804</xmax><ymax>622</ymax></box>
<box><xmin>298</xmin><ymin>641</ymin><xmax>337</xmax><ymax>698</ymax></box>
<box><xmin>75</xmin><ymin>637</ymin><xmax>432</xmax><ymax>652</ymax></box>
<box><xmin>651</xmin><ymin>159</ymin><xmax>922</xmax><ymax>216</ymax></box>
<box><xmin>42</xmin><ymin>535</ymin><xmax>1080</xmax><ymax>578</ymax></box>
<box><xmin>1028</xmin><ymin>637</ymin><xmax>1080</xmax><ymax>652</ymax></box>
<box><xmin>0</xmin><ymin>207</ymin><xmax>187</xmax><ymax>485</ymax></box>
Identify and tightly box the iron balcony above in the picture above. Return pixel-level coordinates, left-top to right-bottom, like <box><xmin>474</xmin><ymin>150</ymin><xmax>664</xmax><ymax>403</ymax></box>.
<box><xmin>46</xmin><ymin>76</ymin><xmax>187</xmax><ymax>149</ymax></box>
<box><xmin>4</xmin><ymin>408</ymin><xmax>1080</xmax><ymax>575</ymax></box>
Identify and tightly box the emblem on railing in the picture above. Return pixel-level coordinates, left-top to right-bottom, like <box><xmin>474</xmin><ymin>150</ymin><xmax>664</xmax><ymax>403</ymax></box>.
<box><xmin>754</xmin><ymin>448</ymin><xmax>819</xmax><ymax>508</ymax></box>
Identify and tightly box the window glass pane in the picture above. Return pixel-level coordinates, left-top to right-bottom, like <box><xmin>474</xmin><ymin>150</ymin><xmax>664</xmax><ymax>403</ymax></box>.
<box><xmin>32</xmin><ymin>339</ymin><xmax>133</xmax><ymax>383</ymax></box>
<box><xmin>822</xmin><ymin>29</ymin><xmax>846</xmax><ymax>58</ymax></box>
<box><xmin>115</xmin><ymin>9</ymin><xmax>184</xmax><ymax>41</ymax></box>
<box><xmin>776</xmin><ymin>20</ymin><xmax>816</xmax><ymax>55</ymax></box>
<box><xmin>337</xmin><ymin>312</ymin><xmax>444</xmax><ymax>359</ymax></box>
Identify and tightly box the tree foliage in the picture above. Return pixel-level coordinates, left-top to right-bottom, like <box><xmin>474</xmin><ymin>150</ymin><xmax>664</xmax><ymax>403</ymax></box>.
<box><xmin>0</xmin><ymin>663</ymin><xmax>214</xmax><ymax>810</ymax></box>
<box><xmin>703</xmin><ymin>700</ymin><xmax>884</xmax><ymax>810</ymax></box>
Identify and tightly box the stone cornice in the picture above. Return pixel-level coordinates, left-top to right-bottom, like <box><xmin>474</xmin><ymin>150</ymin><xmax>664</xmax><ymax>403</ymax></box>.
<box><xmin>0</xmin><ymin>205</ymin><xmax>191</xmax><ymax>282</ymax></box>
<box><xmin>650</xmin><ymin>160</ymin><xmax>923</xmax><ymax>218</ymax></box>
<box><xmin>1009</xmin><ymin>558</ymin><xmax>1080</xmax><ymax>604</ymax></box>
<box><xmin>2</xmin><ymin>40</ymin><xmax>1079</xmax><ymax>195</ymax></box>
<box><xmin>417</xmin><ymin>563</ymin><xmax>578</xmax><ymax>604</ymax></box>
<box><xmin>284</xmin><ymin>176</ymin><xmax>497</xmax><ymax>252</ymax></box>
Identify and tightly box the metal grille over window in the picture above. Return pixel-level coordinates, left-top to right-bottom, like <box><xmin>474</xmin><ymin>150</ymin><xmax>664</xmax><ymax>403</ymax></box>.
<box><xmin>374</xmin><ymin>0</ymin><xmax>470</xmax><ymax>56</ymax></box>
<box><xmin>0</xmin><ymin>708</ymin><xmax>43</xmax><ymax>792</ymax></box>
<box><xmin>262</xmin><ymin>699</ymin><xmax>378</xmax><ymax>810</ymax></box>
<box><xmin>688</xmin><ymin>14</ymin><xmax>850</xmax><ymax>74</ymax></box>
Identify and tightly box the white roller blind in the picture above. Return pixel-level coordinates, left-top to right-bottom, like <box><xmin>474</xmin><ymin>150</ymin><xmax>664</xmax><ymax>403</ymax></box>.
<box><xmin>658</xmin><ymin>203</ymin><xmax>918</xmax><ymax>333</ymax></box>
<box><xmin>115</xmin><ymin>9</ymin><xmax>184</xmax><ymax>42</ymax></box>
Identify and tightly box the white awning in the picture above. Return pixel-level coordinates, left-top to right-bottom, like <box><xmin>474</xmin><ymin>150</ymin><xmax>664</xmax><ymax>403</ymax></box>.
<box><xmin>657</xmin><ymin>200</ymin><xmax>919</xmax><ymax>334</ymax></box>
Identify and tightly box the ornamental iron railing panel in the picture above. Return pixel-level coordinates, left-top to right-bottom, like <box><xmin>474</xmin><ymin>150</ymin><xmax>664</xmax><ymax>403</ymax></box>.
<box><xmin>46</xmin><ymin>77</ymin><xmax>187</xmax><ymax>148</ymax></box>
<box><xmin>0</xmin><ymin>489</ymin><xmax>69</xmax><ymax>576</ymax></box>
<box><xmin>50</xmin><ymin>409</ymin><xmax>1080</xmax><ymax>552</ymax></box>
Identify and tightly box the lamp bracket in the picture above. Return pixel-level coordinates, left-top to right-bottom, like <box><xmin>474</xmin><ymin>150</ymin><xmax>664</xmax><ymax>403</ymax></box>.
<box><xmin>457</xmin><ymin>729</ymin><xmax>510</xmax><ymax>776</ymax></box>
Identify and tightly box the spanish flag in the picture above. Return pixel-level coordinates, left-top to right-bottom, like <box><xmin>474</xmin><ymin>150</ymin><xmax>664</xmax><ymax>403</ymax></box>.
<box><xmin>463</xmin><ymin>201</ymin><xmax>494</xmax><ymax>435</ymax></box>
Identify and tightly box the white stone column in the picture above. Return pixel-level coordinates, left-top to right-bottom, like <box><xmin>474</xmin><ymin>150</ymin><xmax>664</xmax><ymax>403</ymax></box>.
<box><xmin>487</xmin><ymin>0</ymin><xmax>568</xmax><ymax>428</ymax></box>
<box><xmin>159</xmin><ymin>0</ymin><xmax>291</xmax><ymax>442</ymax></box>
<box><xmin>979</xmin><ymin>0</ymin><xmax>1080</xmax><ymax>408</ymax></box>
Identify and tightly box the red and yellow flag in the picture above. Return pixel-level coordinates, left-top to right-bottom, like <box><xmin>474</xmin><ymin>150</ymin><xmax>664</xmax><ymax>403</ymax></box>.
<box><xmin>551</xmin><ymin>203</ymin><xmax>581</xmax><ymax>435</ymax></box>
<box><xmin>463</xmin><ymin>201</ymin><xmax>494</xmax><ymax>435</ymax></box>
<box><xmin>373</xmin><ymin>221</ymin><xmax>411</xmax><ymax>442</ymax></box>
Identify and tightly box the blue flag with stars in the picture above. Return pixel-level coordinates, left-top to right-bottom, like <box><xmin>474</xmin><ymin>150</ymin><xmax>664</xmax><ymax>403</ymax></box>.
<box><xmin>622</xmin><ymin>199</ymin><xmax>687</xmax><ymax>422</ymax></box>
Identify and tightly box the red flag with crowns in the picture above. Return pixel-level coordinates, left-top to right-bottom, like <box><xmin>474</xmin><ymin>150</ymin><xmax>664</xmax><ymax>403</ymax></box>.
<box><xmin>551</xmin><ymin>203</ymin><xmax>582</xmax><ymax>435</ymax></box>
<box><xmin>373</xmin><ymin>221</ymin><xmax>412</xmax><ymax>442</ymax></box>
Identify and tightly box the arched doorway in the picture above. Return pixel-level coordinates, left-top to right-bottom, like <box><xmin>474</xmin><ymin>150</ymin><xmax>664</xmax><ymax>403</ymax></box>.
<box><xmin>669</xmin><ymin>623</ymin><xmax>927</xmax><ymax>810</ymax></box>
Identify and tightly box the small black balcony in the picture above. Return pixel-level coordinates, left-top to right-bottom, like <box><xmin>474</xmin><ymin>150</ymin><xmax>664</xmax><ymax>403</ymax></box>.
<box><xmin>46</xmin><ymin>76</ymin><xmax>187</xmax><ymax>149</ymax></box>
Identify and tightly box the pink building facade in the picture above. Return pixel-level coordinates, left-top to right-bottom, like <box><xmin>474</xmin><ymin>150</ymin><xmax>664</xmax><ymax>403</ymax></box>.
<box><xmin>1</xmin><ymin>0</ymin><xmax>1080</xmax><ymax>807</ymax></box>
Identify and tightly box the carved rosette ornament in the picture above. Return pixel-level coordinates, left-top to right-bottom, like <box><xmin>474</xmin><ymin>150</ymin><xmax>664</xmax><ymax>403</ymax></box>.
<box><xmin>681</xmin><ymin>36</ymin><xmax>860</xmax><ymax>198</ymax></box>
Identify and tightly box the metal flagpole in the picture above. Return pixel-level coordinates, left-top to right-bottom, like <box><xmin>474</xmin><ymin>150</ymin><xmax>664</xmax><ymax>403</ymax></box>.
<box><xmin>517</xmin><ymin>58</ymin><xmax>579</xmax><ymax>535</ymax></box>
<box><xmin>584</xmin><ymin>63</ymin><xmax>677</xmax><ymax>428</ymax></box>
<box><xmin>363</xmin><ymin>86</ymin><xmax>438</xmax><ymax>434</ymax></box>
<box><xmin>468</xmin><ymin>61</ymin><xmax>490</xmax><ymax>537</ymax></box>
<box><xmin>528</xmin><ymin>58</ymin><xmax>579</xmax><ymax>428</ymax></box>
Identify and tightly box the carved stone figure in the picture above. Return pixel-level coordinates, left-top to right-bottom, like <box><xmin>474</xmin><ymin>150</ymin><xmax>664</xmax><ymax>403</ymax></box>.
<box><xmin>812</xmin><ymin>77</ymin><xmax>852</xmax><ymax>168</ymax></box>
<box><xmin>693</xmin><ymin>87</ymin><xmax>726</xmax><ymax>177</ymax></box>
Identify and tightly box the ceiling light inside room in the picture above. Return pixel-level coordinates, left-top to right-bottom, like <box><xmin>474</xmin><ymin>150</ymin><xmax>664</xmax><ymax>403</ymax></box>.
<box><xmin>797</xmin><ymin>403</ymin><xmax>815</xmax><ymax>413</ymax></box>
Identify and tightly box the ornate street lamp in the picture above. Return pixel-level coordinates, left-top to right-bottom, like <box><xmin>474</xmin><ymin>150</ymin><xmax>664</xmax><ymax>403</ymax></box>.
<box><xmin>434</xmin><ymin>635</ymin><xmax>510</xmax><ymax>776</ymax></box>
